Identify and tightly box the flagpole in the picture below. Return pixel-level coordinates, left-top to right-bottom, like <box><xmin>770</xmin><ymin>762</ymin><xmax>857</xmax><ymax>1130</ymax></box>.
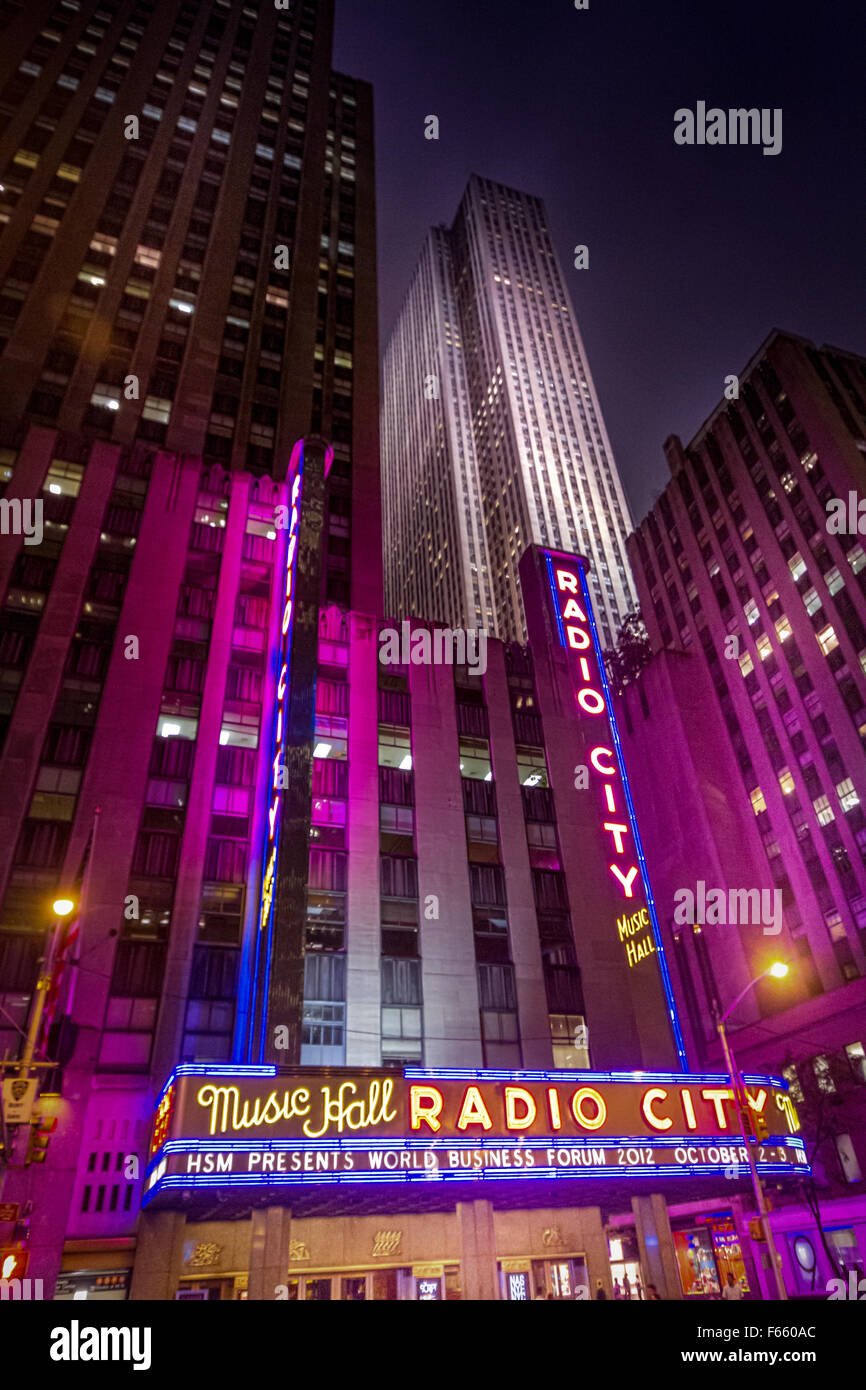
<box><xmin>60</xmin><ymin>805</ymin><xmax>100</xmax><ymax>1026</ymax></box>
<box><xmin>38</xmin><ymin>805</ymin><xmax>100</xmax><ymax>1057</ymax></box>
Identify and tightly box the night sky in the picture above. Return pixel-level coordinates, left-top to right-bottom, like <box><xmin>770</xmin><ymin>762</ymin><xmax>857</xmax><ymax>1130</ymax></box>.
<box><xmin>333</xmin><ymin>0</ymin><xmax>865</xmax><ymax>523</ymax></box>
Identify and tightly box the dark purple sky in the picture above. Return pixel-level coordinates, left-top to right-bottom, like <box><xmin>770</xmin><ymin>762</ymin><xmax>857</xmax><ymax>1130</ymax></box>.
<box><xmin>333</xmin><ymin>0</ymin><xmax>865</xmax><ymax>524</ymax></box>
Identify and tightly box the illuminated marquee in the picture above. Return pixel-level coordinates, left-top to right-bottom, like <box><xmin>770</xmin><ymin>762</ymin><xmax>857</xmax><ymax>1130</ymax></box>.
<box><xmin>543</xmin><ymin>552</ymin><xmax>687</xmax><ymax>1067</ymax></box>
<box><xmin>144</xmin><ymin>1066</ymin><xmax>807</xmax><ymax>1203</ymax></box>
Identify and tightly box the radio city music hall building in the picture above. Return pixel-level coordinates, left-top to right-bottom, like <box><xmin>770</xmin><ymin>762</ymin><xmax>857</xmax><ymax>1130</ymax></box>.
<box><xmin>0</xmin><ymin>0</ymin><xmax>807</xmax><ymax>1299</ymax></box>
<box><xmin>0</xmin><ymin>434</ymin><xmax>808</xmax><ymax>1300</ymax></box>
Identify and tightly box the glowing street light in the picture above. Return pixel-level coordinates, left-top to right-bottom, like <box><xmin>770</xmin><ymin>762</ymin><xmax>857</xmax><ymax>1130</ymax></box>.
<box><xmin>715</xmin><ymin>962</ymin><xmax>791</xmax><ymax>1300</ymax></box>
<box><xmin>52</xmin><ymin>898</ymin><xmax>75</xmax><ymax>918</ymax></box>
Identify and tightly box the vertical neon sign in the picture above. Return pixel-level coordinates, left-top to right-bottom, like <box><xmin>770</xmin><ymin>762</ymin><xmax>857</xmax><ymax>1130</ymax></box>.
<box><xmin>544</xmin><ymin>551</ymin><xmax>688</xmax><ymax>1070</ymax></box>
<box><xmin>246</xmin><ymin>459</ymin><xmax>303</xmax><ymax>1062</ymax></box>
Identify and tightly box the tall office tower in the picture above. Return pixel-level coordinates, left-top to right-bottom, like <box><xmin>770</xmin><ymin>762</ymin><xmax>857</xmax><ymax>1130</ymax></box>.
<box><xmin>626</xmin><ymin>329</ymin><xmax>866</xmax><ymax>1005</ymax></box>
<box><xmin>382</xmin><ymin>175</ymin><xmax>636</xmax><ymax>647</ymax></box>
<box><xmin>0</xmin><ymin>0</ymin><xmax>380</xmax><ymax>1295</ymax></box>
<box><xmin>612</xmin><ymin>331</ymin><xmax>866</xmax><ymax>1280</ymax></box>
<box><xmin>0</xmin><ymin>0</ymin><xmax>381</xmax><ymax>614</ymax></box>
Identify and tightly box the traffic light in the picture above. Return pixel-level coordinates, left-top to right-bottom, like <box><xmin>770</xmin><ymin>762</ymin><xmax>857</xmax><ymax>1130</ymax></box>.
<box><xmin>26</xmin><ymin>1114</ymin><xmax>56</xmax><ymax>1164</ymax></box>
<box><xmin>0</xmin><ymin>1248</ymin><xmax>29</xmax><ymax>1281</ymax></box>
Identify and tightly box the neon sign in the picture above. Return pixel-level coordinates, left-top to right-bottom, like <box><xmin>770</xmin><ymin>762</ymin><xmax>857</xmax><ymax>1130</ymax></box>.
<box><xmin>543</xmin><ymin>552</ymin><xmax>688</xmax><ymax>1068</ymax></box>
<box><xmin>143</xmin><ymin>1066</ymin><xmax>807</xmax><ymax>1204</ymax></box>
<box><xmin>238</xmin><ymin>456</ymin><xmax>304</xmax><ymax>1062</ymax></box>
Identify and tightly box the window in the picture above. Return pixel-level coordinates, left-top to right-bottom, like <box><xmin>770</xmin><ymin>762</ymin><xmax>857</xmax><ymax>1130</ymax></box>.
<box><xmin>845</xmin><ymin>1043</ymin><xmax>866</xmax><ymax>1084</ymax></box>
<box><xmin>812</xmin><ymin>1055</ymin><xmax>836</xmax><ymax>1094</ymax></box>
<box><xmin>515</xmin><ymin>745</ymin><xmax>548</xmax><ymax>787</ymax></box>
<box><xmin>550</xmin><ymin>1014</ymin><xmax>590</xmax><ymax>1069</ymax></box>
<box><xmin>836</xmin><ymin>778</ymin><xmax>859</xmax><ymax>813</ymax></box>
<box><xmin>466</xmin><ymin>814</ymin><xmax>498</xmax><ymax>844</ymax></box>
<box><xmin>813</xmin><ymin>795</ymin><xmax>834</xmax><ymax>826</ymax></box>
<box><xmin>380</xmin><ymin>856</ymin><xmax>418</xmax><ymax>898</ymax></box>
<box><xmin>749</xmin><ymin>787</ymin><xmax>767</xmax><ymax>815</ymax></box>
<box><xmin>480</xmin><ymin>1009</ymin><xmax>520</xmax><ymax>1068</ymax></box>
<box><xmin>378</xmin><ymin>724</ymin><xmax>411</xmax><ymax>771</ymax></box>
<box><xmin>380</xmin><ymin>804</ymin><xmax>414</xmax><ymax>836</ymax></box>
<box><xmin>816</xmin><ymin>624</ymin><xmax>838</xmax><ymax>656</ymax></box>
<box><xmin>458</xmin><ymin>735</ymin><xmax>492</xmax><ymax>781</ymax></box>
<box><xmin>782</xmin><ymin>1064</ymin><xmax>803</xmax><ymax>1102</ymax></box>
<box><xmin>802</xmin><ymin>587</ymin><xmax>822</xmax><ymax>616</ymax></box>
<box><xmin>778</xmin><ymin>768</ymin><xmax>795</xmax><ymax>796</ymax></box>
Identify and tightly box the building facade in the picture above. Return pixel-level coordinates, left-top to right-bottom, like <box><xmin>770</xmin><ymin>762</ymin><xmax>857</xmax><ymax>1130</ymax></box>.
<box><xmin>616</xmin><ymin>330</ymin><xmax>866</xmax><ymax>1293</ymax></box>
<box><xmin>381</xmin><ymin>176</ymin><xmax>636</xmax><ymax>647</ymax></box>
<box><xmin>2</xmin><ymin>444</ymin><xmax>804</xmax><ymax>1297</ymax></box>
<box><xmin>0</xmin><ymin>0</ymin><xmax>380</xmax><ymax>614</ymax></box>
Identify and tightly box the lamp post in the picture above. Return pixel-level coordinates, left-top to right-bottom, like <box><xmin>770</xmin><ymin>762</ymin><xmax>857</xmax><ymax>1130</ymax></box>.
<box><xmin>19</xmin><ymin>898</ymin><xmax>75</xmax><ymax>1069</ymax></box>
<box><xmin>715</xmin><ymin>961</ymin><xmax>789</xmax><ymax>1301</ymax></box>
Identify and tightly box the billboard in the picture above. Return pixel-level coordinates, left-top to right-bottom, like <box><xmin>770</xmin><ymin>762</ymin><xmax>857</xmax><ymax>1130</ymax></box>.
<box><xmin>144</xmin><ymin>1066</ymin><xmax>807</xmax><ymax>1203</ymax></box>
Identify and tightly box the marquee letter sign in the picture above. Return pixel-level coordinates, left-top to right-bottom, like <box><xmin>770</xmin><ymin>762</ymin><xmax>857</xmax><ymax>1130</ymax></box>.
<box><xmin>144</xmin><ymin>1066</ymin><xmax>807</xmax><ymax>1204</ymax></box>
<box><xmin>542</xmin><ymin>551</ymin><xmax>688</xmax><ymax>1068</ymax></box>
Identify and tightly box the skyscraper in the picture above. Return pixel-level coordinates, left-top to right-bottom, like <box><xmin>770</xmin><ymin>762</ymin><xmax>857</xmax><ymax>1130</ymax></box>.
<box><xmin>626</xmin><ymin>330</ymin><xmax>866</xmax><ymax>1000</ymax></box>
<box><xmin>382</xmin><ymin>175</ymin><xmax>636</xmax><ymax>646</ymax></box>
<box><xmin>0</xmin><ymin>0</ymin><xmax>381</xmax><ymax>612</ymax></box>
<box><xmin>613</xmin><ymin>329</ymin><xmax>866</xmax><ymax>1291</ymax></box>
<box><xmin>0</xmin><ymin>0</ymin><xmax>382</xmax><ymax>1295</ymax></box>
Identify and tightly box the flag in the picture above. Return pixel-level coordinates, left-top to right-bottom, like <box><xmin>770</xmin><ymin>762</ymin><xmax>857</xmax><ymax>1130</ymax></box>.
<box><xmin>40</xmin><ymin>808</ymin><xmax>100</xmax><ymax>1054</ymax></box>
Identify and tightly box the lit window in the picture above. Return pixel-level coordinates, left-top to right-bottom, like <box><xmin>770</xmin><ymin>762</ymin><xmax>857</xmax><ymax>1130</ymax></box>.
<box><xmin>516</xmin><ymin>744</ymin><xmax>547</xmax><ymax>787</ymax></box>
<box><xmin>812</xmin><ymin>1055</ymin><xmax>836</xmax><ymax>1094</ymax></box>
<box><xmin>756</xmin><ymin>635</ymin><xmax>772</xmax><ymax>661</ymax></box>
<box><xmin>738</xmin><ymin>650</ymin><xmax>754</xmax><ymax>677</ymax></box>
<box><xmin>134</xmin><ymin>244</ymin><xmax>161</xmax><ymax>269</ymax></box>
<box><xmin>749</xmin><ymin>787</ymin><xmax>767</xmax><ymax>814</ymax></box>
<box><xmin>812</xmin><ymin>794</ymin><xmax>834</xmax><ymax>825</ymax></box>
<box><xmin>848</xmin><ymin>545</ymin><xmax>866</xmax><ymax>575</ymax></box>
<box><xmin>825</xmin><ymin>567</ymin><xmax>844</xmax><ymax>595</ymax></box>
<box><xmin>775</xmin><ymin>616</ymin><xmax>793</xmax><ymax>643</ymax></box>
<box><xmin>314</xmin><ymin>737</ymin><xmax>347</xmax><ymax>760</ymax></box>
<box><xmin>90</xmin><ymin>385</ymin><xmax>120</xmax><ymax>411</ymax></box>
<box><xmin>816</xmin><ymin>624</ymin><xmax>838</xmax><ymax>656</ymax></box>
<box><xmin>142</xmin><ymin>397</ymin><xmax>172</xmax><ymax>425</ymax></box>
<box><xmin>158</xmin><ymin>715</ymin><xmax>197</xmax><ymax>739</ymax></box>
<box><xmin>845</xmin><ymin>1043</ymin><xmax>866</xmax><ymax>1084</ymax></box>
<box><xmin>778</xmin><ymin>768</ymin><xmax>795</xmax><ymax>796</ymax></box>
<box><xmin>802</xmin><ymin>587</ymin><xmax>821</xmax><ymax>616</ymax></box>
<box><xmin>788</xmin><ymin>553</ymin><xmax>807</xmax><ymax>582</ymax></box>
<box><xmin>782</xmin><ymin>1064</ymin><xmax>803</xmax><ymax>1102</ymax></box>
<box><xmin>836</xmin><ymin>778</ymin><xmax>859</xmax><ymax>813</ymax></box>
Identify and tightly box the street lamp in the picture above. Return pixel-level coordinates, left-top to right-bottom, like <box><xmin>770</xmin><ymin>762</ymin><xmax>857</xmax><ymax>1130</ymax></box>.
<box><xmin>20</xmin><ymin>897</ymin><xmax>77</xmax><ymax>1068</ymax></box>
<box><xmin>715</xmin><ymin>962</ymin><xmax>790</xmax><ymax>1301</ymax></box>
